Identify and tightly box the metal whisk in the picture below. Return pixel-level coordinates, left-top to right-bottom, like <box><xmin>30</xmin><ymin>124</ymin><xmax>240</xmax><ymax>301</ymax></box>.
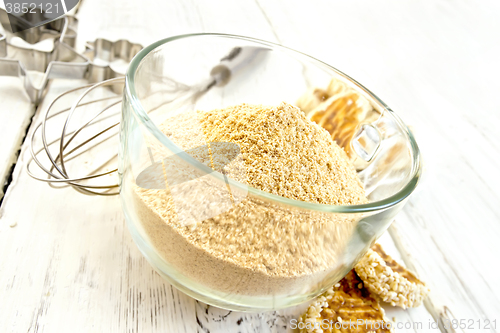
<box><xmin>26</xmin><ymin>46</ymin><xmax>269</xmax><ymax>195</ymax></box>
<box><xmin>27</xmin><ymin>78</ymin><xmax>124</xmax><ymax>196</ymax></box>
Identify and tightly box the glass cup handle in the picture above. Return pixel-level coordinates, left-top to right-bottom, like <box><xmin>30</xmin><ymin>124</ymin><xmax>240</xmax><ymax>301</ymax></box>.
<box><xmin>351</xmin><ymin>122</ymin><xmax>382</xmax><ymax>162</ymax></box>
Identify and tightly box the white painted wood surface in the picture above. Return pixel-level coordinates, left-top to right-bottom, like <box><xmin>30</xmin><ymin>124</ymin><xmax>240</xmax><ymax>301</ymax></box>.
<box><xmin>1</xmin><ymin>0</ymin><xmax>499</xmax><ymax>332</ymax></box>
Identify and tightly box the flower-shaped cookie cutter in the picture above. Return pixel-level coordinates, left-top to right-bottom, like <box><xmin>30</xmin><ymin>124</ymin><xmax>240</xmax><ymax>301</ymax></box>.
<box><xmin>83</xmin><ymin>38</ymin><xmax>143</xmax><ymax>94</ymax></box>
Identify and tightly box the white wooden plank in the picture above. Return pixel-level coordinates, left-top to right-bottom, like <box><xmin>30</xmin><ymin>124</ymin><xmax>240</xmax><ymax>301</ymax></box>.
<box><xmin>0</xmin><ymin>77</ymin><xmax>34</xmax><ymax>199</ymax></box>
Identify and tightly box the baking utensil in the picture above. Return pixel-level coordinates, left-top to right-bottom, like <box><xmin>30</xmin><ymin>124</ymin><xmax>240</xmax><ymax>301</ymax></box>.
<box><xmin>83</xmin><ymin>38</ymin><xmax>143</xmax><ymax>93</ymax></box>
<box><xmin>119</xmin><ymin>33</ymin><xmax>422</xmax><ymax>311</ymax></box>
<box><xmin>0</xmin><ymin>7</ymin><xmax>144</xmax><ymax>104</ymax></box>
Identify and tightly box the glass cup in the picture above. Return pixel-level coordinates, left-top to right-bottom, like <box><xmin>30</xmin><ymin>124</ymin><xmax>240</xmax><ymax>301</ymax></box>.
<box><xmin>119</xmin><ymin>34</ymin><xmax>421</xmax><ymax>311</ymax></box>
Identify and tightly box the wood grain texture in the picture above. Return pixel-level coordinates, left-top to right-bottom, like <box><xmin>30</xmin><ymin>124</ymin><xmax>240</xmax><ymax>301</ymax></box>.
<box><xmin>1</xmin><ymin>0</ymin><xmax>499</xmax><ymax>332</ymax></box>
<box><xmin>0</xmin><ymin>78</ymin><xmax>34</xmax><ymax>199</ymax></box>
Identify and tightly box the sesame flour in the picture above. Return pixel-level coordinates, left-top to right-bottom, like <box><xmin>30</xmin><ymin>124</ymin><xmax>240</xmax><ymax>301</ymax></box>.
<box><xmin>131</xmin><ymin>102</ymin><xmax>367</xmax><ymax>297</ymax></box>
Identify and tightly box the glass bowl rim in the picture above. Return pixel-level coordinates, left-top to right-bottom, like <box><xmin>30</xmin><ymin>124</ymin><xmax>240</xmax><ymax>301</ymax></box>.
<box><xmin>124</xmin><ymin>33</ymin><xmax>422</xmax><ymax>214</ymax></box>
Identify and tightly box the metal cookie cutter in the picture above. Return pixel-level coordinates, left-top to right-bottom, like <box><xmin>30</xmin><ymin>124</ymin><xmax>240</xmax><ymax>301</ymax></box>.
<box><xmin>0</xmin><ymin>8</ymin><xmax>143</xmax><ymax>104</ymax></box>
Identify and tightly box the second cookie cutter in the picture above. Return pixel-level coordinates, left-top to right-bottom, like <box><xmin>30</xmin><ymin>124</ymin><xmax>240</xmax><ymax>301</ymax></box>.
<box><xmin>83</xmin><ymin>38</ymin><xmax>143</xmax><ymax>94</ymax></box>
